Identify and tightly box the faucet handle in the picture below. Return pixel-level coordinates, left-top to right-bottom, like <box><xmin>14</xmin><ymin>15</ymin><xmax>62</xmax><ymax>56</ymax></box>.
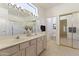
<box><xmin>16</xmin><ymin>36</ymin><xmax>20</xmax><ymax>39</ymax></box>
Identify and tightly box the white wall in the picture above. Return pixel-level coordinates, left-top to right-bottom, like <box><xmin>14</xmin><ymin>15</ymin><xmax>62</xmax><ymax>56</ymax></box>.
<box><xmin>46</xmin><ymin>18</ymin><xmax>53</xmax><ymax>39</ymax></box>
<box><xmin>46</xmin><ymin>3</ymin><xmax>79</xmax><ymax>17</ymax></box>
<box><xmin>46</xmin><ymin>17</ymin><xmax>57</xmax><ymax>39</ymax></box>
<box><xmin>0</xmin><ymin>6</ymin><xmax>9</xmax><ymax>36</ymax></box>
<box><xmin>35</xmin><ymin>5</ymin><xmax>47</xmax><ymax>32</ymax></box>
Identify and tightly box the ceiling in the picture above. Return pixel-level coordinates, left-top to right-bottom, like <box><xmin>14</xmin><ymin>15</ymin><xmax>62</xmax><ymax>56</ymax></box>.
<box><xmin>33</xmin><ymin>3</ymin><xmax>63</xmax><ymax>9</ymax></box>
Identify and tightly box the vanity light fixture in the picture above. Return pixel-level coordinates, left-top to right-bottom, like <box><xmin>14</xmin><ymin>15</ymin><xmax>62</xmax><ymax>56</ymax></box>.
<box><xmin>8</xmin><ymin>3</ymin><xmax>35</xmax><ymax>17</ymax></box>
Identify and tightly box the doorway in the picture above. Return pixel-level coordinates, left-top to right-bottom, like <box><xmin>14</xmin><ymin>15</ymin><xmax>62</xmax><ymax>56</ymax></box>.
<box><xmin>60</xmin><ymin>19</ymin><xmax>68</xmax><ymax>46</ymax></box>
<box><xmin>47</xmin><ymin>17</ymin><xmax>57</xmax><ymax>40</ymax></box>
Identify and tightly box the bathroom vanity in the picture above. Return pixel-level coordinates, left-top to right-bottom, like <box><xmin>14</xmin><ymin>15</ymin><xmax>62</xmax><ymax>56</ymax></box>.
<box><xmin>0</xmin><ymin>32</ymin><xmax>47</xmax><ymax>56</ymax></box>
<box><xmin>0</xmin><ymin>4</ymin><xmax>47</xmax><ymax>56</ymax></box>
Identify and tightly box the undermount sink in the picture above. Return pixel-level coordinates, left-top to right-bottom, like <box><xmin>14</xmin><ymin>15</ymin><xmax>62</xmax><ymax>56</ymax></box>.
<box><xmin>31</xmin><ymin>33</ymin><xmax>37</xmax><ymax>36</ymax></box>
<box><xmin>14</xmin><ymin>33</ymin><xmax>38</xmax><ymax>39</ymax></box>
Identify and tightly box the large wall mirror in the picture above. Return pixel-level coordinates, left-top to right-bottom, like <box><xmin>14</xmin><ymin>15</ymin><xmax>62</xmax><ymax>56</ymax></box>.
<box><xmin>0</xmin><ymin>3</ymin><xmax>37</xmax><ymax>36</ymax></box>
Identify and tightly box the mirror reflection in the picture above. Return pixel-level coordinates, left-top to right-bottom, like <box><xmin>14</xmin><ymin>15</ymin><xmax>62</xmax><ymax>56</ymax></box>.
<box><xmin>0</xmin><ymin>3</ymin><xmax>37</xmax><ymax>37</ymax></box>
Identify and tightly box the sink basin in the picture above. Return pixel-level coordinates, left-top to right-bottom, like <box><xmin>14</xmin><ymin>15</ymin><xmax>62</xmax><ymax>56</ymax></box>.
<box><xmin>14</xmin><ymin>33</ymin><xmax>38</xmax><ymax>40</ymax></box>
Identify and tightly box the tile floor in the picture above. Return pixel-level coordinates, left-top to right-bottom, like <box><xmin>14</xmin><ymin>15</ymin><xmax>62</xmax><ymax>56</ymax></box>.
<box><xmin>41</xmin><ymin>38</ymin><xmax>79</xmax><ymax>56</ymax></box>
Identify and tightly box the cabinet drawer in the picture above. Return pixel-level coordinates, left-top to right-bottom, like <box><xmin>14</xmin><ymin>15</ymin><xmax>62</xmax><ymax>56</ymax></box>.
<box><xmin>0</xmin><ymin>45</ymin><xmax>19</xmax><ymax>56</ymax></box>
<box><xmin>20</xmin><ymin>41</ymin><xmax>29</xmax><ymax>49</ymax></box>
<box><xmin>30</xmin><ymin>39</ymin><xmax>36</xmax><ymax>45</ymax></box>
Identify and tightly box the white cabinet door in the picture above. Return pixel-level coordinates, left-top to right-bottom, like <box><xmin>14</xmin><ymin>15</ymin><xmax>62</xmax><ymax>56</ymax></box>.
<box><xmin>19</xmin><ymin>41</ymin><xmax>30</xmax><ymax>56</ymax></box>
<box><xmin>42</xmin><ymin>36</ymin><xmax>47</xmax><ymax>50</ymax></box>
<box><xmin>0</xmin><ymin>45</ymin><xmax>19</xmax><ymax>56</ymax></box>
<box><xmin>20</xmin><ymin>49</ymin><xmax>26</xmax><ymax>56</ymax></box>
<box><xmin>26</xmin><ymin>45</ymin><xmax>36</xmax><ymax>56</ymax></box>
<box><xmin>37</xmin><ymin>37</ymin><xmax>43</xmax><ymax>55</ymax></box>
<box><xmin>26</xmin><ymin>39</ymin><xmax>36</xmax><ymax>56</ymax></box>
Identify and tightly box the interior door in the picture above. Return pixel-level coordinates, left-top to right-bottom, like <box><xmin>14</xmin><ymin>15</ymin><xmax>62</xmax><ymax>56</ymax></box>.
<box><xmin>72</xmin><ymin>13</ymin><xmax>79</xmax><ymax>49</ymax></box>
<box><xmin>66</xmin><ymin>15</ymin><xmax>73</xmax><ymax>47</ymax></box>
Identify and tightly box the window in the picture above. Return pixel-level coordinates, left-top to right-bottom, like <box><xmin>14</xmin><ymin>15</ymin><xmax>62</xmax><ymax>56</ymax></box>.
<box><xmin>11</xmin><ymin>3</ymin><xmax>38</xmax><ymax>16</ymax></box>
<box><xmin>27</xmin><ymin>3</ymin><xmax>38</xmax><ymax>16</ymax></box>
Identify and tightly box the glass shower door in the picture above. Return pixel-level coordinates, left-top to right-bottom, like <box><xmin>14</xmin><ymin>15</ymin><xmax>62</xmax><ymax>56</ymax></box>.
<box><xmin>72</xmin><ymin>13</ymin><xmax>79</xmax><ymax>49</ymax></box>
<box><xmin>60</xmin><ymin>14</ymin><xmax>73</xmax><ymax>47</ymax></box>
<box><xmin>66</xmin><ymin>15</ymin><xmax>73</xmax><ymax>47</ymax></box>
<box><xmin>60</xmin><ymin>12</ymin><xmax>79</xmax><ymax>49</ymax></box>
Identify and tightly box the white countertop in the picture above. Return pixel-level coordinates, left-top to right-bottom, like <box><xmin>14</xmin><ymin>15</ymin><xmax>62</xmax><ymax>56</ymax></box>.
<box><xmin>0</xmin><ymin>32</ymin><xmax>46</xmax><ymax>50</ymax></box>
